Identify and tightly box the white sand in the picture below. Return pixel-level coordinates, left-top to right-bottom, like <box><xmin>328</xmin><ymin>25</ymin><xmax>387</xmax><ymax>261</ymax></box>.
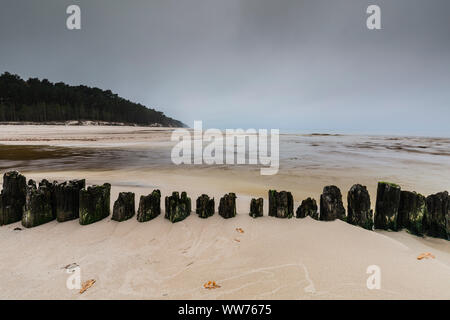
<box><xmin>0</xmin><ymin>125</ymin><xmax>449</xmax><ymax>299</ymax></box>
<box><xmin>0</xmin><ymin>212</ymin><xmax>449</xmax><ymax>300</ymax></box>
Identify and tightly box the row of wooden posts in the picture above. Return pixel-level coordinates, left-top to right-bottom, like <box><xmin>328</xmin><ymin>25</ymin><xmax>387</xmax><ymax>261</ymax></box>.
<box><xmin>0</xmin><ymin>171</ymin><xmax>448</xmax><ymax>241</ymax></box>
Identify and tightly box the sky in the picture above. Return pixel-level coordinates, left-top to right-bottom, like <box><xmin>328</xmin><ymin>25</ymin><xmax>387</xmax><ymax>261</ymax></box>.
<box><xmin>0</xmin><ymin>0</ymin><xmax>449</xmax><ymax>136</ymax></box>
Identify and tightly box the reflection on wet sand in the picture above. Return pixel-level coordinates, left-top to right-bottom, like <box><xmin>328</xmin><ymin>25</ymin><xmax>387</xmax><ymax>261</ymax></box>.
<box><xmin>0</xmin><ymin>145</ymin><xmax>170</xmax><ymax>171</ymax></box>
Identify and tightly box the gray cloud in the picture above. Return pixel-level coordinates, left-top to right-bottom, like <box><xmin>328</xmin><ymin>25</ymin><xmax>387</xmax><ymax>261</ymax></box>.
<box><xmin>1</xmin><ymin>0</ymin><xmax>449</xmax><ymax>135</ymax></box>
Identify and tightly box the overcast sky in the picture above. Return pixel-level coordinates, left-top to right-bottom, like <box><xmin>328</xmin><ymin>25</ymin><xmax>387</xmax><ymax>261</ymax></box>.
<box><xmin>1</xmin><ymin>0</ymin><xmax>449</xmax><ymax>135</ymax></box>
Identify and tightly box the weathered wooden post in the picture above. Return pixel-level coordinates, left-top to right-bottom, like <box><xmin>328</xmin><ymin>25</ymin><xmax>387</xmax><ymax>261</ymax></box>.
<box><xmin>320</xmin><ymin>186</ymin><xmax>345</xmax><ymax>221</ymax></box>
<box><xmin>79</xmin><ymin>183</ymin><xmax>111</xmax><ymax>225</ymax></box>
<box><xmin>196</xmin><ymin>194</ymin><xmax>215</xmax><ymax>218</ymax></box>
<box><xmin>137</xmin><ymin>190</ymin><xmax>161</xmax><ymax>222</ymax></box>
<box><xmin>347</xmin><ymin>184</ymin><xmax>373</xmax><ymax>230</ymax></box>
<box><xmin>219</xmin><ymin>193</ymin><xmax>237</xmax><ymax>219</ymax></box>
<box><xmin>22</xmin><ymin>180</ymin><xmax>55</xmax><ymax>228</ymax></box>
<box><xmin>112</xmin><ymin>192</ymin><xmax>135</xmax><ymax>222</ymax></box>
<box><xmin>374</xmin><ymin>182</ymin><xmax>401</xmax><ymax>230</ymax></box>
<box><xmin>165</xmin><ymin>191</ymin><xmax>191</xmax><ymax>223</ymax></box>
<box><xmin>268</xmin><ymin>190</ymin><xmax>293</xmax><ymax>218</ymax></box>
<box><xmin>0</xmin><ymin>171</ymin><xmax>27</xmax><ymax>226</ymax></box>
<box><xmin>398</xmin><ymin>191</ymin><xmax>427</xmax><ymax>235</ymax></box>
<box><xmin>38</xmin><ymin>179</ymin><xmax>58</xmax><ymax>218</ymax></box>
<box><xmin>55</xmin><ymin>179</ymin><xmax>85</xmax><ymax>222</ymax></box>
<box><xmin>425</xmin><ymin>191</ymin><xmax>449</xmax><ymax>240</ymax></box>
<box><xmin>249</xmin><ymin>198</ymin><xmax>263</xmax><ymax>218</ymax></box>
<box><xmin>296</xmin><ymin>197</ymin><xmax>318</xmax><ymax>219</ymax></box>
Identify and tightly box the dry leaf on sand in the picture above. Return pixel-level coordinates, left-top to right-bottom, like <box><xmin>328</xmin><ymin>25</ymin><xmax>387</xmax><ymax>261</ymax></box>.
<box><xmin>80</xmin><ymin>279</ymin><xmax>96</xmax><ymax>294</ymax></box>
<box><xmin>203</xmin><ymin>281</ymin><xmax>221</xmax><ymax>289</ymax></box>
<box><xmin>417</xmin><ymin>253</ymin><xmax>435</xmax><ymax>260</ymax></box>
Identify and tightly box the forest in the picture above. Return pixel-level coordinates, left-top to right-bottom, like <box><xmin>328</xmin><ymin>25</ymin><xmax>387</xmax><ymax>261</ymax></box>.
<box><xmin>0</xmin><ymin>72</ymin><xmax>184</xmax><ymax>127</ymax></box>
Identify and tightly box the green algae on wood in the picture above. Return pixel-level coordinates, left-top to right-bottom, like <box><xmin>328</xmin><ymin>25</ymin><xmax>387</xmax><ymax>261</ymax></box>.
<box><xmin>219</xmin><ymin>193</ymin><xmax>237</xmax><ymax>219</ymax></box>
<box><xmin>425</xmin><ymin>191</ymin><xmax>449</xmax><ymax>240</ymax></box>
<box><xmin>296</xmin><ymin>197</ymin><xmax>318</xmax><ymax>219</ymax></box>
<box><xmin>347</xmin><ymin>184</ymin><xmax>373</xmax><ymax>230</ymax></box>
<box><xmin>112</xmin><ymin>192</ymin><xmax>135</xmax><ymax>222</ymax></box>
<box><xmin>165</xmin><ymin>191</ymin><xmax>191</xmax><ymax>223</ymax></box>
<box><xmin>22</xmin><ymin>180</ymin><xmax>55</xmax><ymax>228</ymax></box>
<box><xmin>196</xmin><ymin>194</ymin><xmax>215</xmax><ymax>219</ymax></box>
<box><xmin>137</xmin><ymin>190</ymin><xmax>161</xmax><ymax>222</ymax></box>
<box><xmin>79</xmin><ymin>183</ymin><xmax>111</xmax><ymax>225</ymax></box>
<box><xmin>320</xmin><ymin>186</ymin><xmax>346</xmax><ymax>221</ymax></box>
<box><xmin>249</xmin><ymin>198</ymin><xmax>263</xmax><ymax>218</ymax></box>
<box><xmin>374</xmin><ymin>182</ymin><xmax>401</xmax><ymax>231</ymax></box>
<box><xmin>55</xmin><ymin>179</ymin><xmax>85</xmax><ymax>222</ymax></box>
<box><xmin>0</xmin><ymin>171</ymin><xmax>27</xmax><ymax>226</ymax></box>
<box><xmin>268</xmin><ymin>190</ymin><xmax>293</xmax><ymax>219</ymax></box>
<box><xmin>398</xmin><ymin>191</ymin><xmax>427</xmax><ymax>236</ymax></box>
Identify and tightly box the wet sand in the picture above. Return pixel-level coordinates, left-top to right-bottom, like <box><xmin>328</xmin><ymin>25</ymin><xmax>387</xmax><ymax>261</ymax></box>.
<box><xmin>0</xmin><ymin>125</ymin><xmax>449</xmax><ymax>299</ymax></box>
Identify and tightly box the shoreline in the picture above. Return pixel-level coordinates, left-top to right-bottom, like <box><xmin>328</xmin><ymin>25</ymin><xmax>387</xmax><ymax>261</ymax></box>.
<box><xmin>0</xmin><ymin>121</ymin><xmax>181</xmax><ymax>127</ymax></box>
<box><xmin>1</xmin><ymin>123</ymin><xmax>449</xmax><ymax>140</ymax></box>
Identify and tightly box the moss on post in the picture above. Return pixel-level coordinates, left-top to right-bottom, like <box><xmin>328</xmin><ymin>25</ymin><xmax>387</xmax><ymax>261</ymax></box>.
<box><xmin>374</xmin><ymin>182</ymin><xmax>401</xmax><ymax>231</ymax></box>
<box><xmin>425</xmin><ymin>191</ymin><xmax>449</xmax><ymax>240</ymax></box>
<box><xmin>249</xmin><ymin>198</ymin><xmax>263</xmax><ymax>218</ymax></box>
<box><xmin>112</xmin><ymin>192</ymin><xmax>135</xmax><ymax>222</ymax></box>
<box><xmin>398</xmin><ymin>191</ymin><xmax>427</xmax><ymax>236</ymax></box>
<box><xmin>22</xmin><ymin>180</ymin><xmax>55</xmax><ymax>228</ymax></box>
<box><xmin>219</xmin><ymin>193</ymin><xmax>237</xmax><ymax>219</ymax></box>
<box><xmin>196</xmin><ymin>194</ymin><xmax>215</xmax><ymax>219</ymax></box>
<box><xmin>165</xmin><ymin>191</ymin><xmax>191</xmax><ymax>223</ymax></box>
<box><xmin>320</xmin><ymin>186</ymin><xmax>346</xmax><ymax>221</ymax></box>
<box><xmin>268</xmin><ymin>190</ymin><xmax>293</xmax><ymax>219</ymax></box>
<box><xmin>0</xmin><ymin>171</ymin><xmax>27</xmax><ymax>226</ymax></box>
<box><xmin>347</xmin><ymin>184</ymin><xmax>373</xmax><ymax>230</ymax></box>
<box><xmin>137</xmin><ymin>190</ymin><xmax>161</xmax><ymax>222</ymax></box>
<box><xmin>79</xmin><ymin>183</ymin><xmax>111</xmax><ymax>225</ymax></box>
<box><xmin>296</xmin><ymin>197</ymin><xmax>318</xmax><ymax>219</ymax></box>
<box><xmin>55</xmin><ymin>179</ymin><xmax>85</xmax><ymax>222</ymax></box>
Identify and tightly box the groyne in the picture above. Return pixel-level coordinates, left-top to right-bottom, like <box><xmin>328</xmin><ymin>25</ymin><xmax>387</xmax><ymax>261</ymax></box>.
<box><xmin>0</xmin><ymin>171</ymin><xmax>448</xmax><ymax>241</ymax></box>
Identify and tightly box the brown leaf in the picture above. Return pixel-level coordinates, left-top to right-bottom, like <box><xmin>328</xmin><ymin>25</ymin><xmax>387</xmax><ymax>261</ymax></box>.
<box><xmin>417</xmin><ymin>252</ymin><xmax>435</xmax><ymax>260</ymax></box>
<box><xmin>203</xmin><ymin>281</ymin><xmax>221</xmax><ymax>289</ymax></box>
<box><xmin>80</xmin><ymin>279</ymin><xmax>96</xmax><ymax>294</ymax></box>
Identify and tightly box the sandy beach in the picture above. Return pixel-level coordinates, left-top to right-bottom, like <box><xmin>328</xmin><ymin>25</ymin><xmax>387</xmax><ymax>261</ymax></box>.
<box><xmin>0</xmin><ymin>125</ymin><xmax>449</xmax><ymax>299</ymax></box>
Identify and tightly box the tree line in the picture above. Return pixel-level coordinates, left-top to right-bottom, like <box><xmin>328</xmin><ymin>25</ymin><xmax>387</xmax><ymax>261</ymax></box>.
<box><xmin>0</xmin><ymin>72</ymin><xmax>184</xmax><ymax>127</ymax></box>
